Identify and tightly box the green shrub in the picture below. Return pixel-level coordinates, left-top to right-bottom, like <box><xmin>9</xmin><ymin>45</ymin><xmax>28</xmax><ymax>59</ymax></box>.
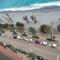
<box><xmin>40</xmin><ymin>24</ymin><xmax>51</xmax><ymax>34</ymax></box>
<box><xmin>16</xmin><ymin>22</ymin><xmax>24</xmax><ymax>27</ymax></box>
<box><xmin>33</xmin><ymin>35</ymin><xmax>39</xmax><ymax>39</ymax></box>
<box><xmin>29</xmin><ymin>27</ymin><xmax>37</xmax><ymax>35</ymax></box>
<box><xmin>57</xmin><ymin>24</ymin><xmax>60</xmax><ymax>32</ymax></box>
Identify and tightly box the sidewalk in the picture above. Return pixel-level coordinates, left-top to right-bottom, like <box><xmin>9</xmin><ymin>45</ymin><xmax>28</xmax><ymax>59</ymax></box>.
<box><xmin>0</xmin><ymin>45</ymin><xmax>23</xmax><ymax>60</ymax></box>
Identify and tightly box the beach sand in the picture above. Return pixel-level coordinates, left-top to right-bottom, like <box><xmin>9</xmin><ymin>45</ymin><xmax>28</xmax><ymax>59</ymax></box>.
<box><xmin>0</xmin><ymin>6</ymin><xmax>60</xmax><ymax>32</ymax></box>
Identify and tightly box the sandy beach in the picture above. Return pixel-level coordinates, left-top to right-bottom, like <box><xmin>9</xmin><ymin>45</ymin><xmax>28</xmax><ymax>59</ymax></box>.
<box><xmin>0</xmin><ymin>6</ymin><xmax>60</xmax><ymax>32</ymax></box>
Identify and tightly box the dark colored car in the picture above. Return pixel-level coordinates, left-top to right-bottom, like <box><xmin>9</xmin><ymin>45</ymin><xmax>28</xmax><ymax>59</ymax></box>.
<box><xmin>0</xmin><ymin>42</ymin><xmax>4</xmax><ymax>46</ymax></box>
<box><xmin>22</xmin><ymin>33</ymin><xmax>27</xmax><ymax>36</ymax></box>
<box><xmin>10</xmin><ymin>46</ymin><xmax>17</xmax><ymax>53</ymax></box>
<box><xmin>34</xmin><ymin>40</ymin><xmax>40</xmax><ymax>44</ymax></box>
<box><xmin>13</xmin><ymin>36</ymin><xmax>17</xmax><ymax>39</ymax></box>
<box><xmin>13</xmin><ymin>31</ymin><xmax>17</xmax><ymax>35</ymax></box>
<box><xmin>5</xmin><ymin>44</ymin><xmax>12</xmax><ymax>48</ymax></box>
<box><xmin>18</xmin><ymin>49</ymin><xmax>27</xmax><ymax>55</ymax></box>
<box><xmin>37</xmin><ymin>55</ymin><xmax>44</xmax><ymax>60</ymax></box>
<box><xmin>0</xmin><ymin>42</ymin><xmax>7</xmax><ymax>48</ymax></box>
<box><xmin>12</xmin><ymin>48</ymin><xmax>17</xmax><ymax>53</ymax></box>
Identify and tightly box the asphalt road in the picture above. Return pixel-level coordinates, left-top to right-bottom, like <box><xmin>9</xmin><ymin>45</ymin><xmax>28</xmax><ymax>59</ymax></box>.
<box><xmin>0</xmin><ymin>32</ymin><xmax>60</xmax><ymax>60</ymax></box>
<box><xmin>0</xmin><ymin>52</ymin><xmax>12</xmax><ymax>60</ymax></box>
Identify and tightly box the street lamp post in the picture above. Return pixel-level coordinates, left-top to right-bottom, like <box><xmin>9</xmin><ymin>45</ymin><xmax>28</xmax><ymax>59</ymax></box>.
<box><xmin>50</xmin><ymin>19</ymin><xmax>59</xmax><ymax>40</ymax></box>
<box><xmin>50</xmin><ymin>20</ymin><xmax>54</xmax><ymax>40</ymax></box>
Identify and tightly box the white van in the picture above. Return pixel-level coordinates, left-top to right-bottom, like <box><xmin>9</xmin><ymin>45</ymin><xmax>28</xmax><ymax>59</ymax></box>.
<box><xmin>42</xmin><ymin>41</ymin><xmax>48</xmax><ymax>46</ymax></box>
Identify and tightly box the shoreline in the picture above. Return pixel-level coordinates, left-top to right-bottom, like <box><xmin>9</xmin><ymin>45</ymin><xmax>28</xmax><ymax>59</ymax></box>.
<box><xmin>0</xmin><ymin>5</ymin><xmax>60</xmax><ymax>13</ymax></box>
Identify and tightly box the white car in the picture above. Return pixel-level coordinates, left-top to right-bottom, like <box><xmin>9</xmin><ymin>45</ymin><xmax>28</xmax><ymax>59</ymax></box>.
<box><xmin>48</xmin><ymin>43</ymin><xmax>56</xmax><ymax>48</ymax></box>
<box><xmin>17</xmin><ymin>36</ymin><xmax>21</xmax><ymax>39</ymax></box>
<box><xmin>25</xmin><ymin>38</ymin><xmax>28</xmax><ymax>41</ymax></box>
<box><xmin>40</xmin><ymin>41</ymin><xmax>43</xmax><ymax>45</ymax></box>
<box><xmin>3</xmin><ymin>42</ymin><xmax>7</xmax><ymax>46</ymax></box>
<box><xmin>9</xmin><ymin>34</ymin><xmax>12</xmax><ymax>38</ymax></box>
<box><xmin>42</xmin><ymin>41</ymin><xmax>48</xmax><ymax>46</ymax></box>
<box><xmin>20</xmin><ymin>37</ymin><xmax>24</xmax><ymax>40</ymax></box>
<box><xmin>29</xmin><ymin>39</ymin><xmax>33</xmax><ymax>42</ymax></box>
<box><xmin>25</xmin><ymin>38</ymin><xmax>30</xmax><ymax>42</ymax></box>
<box><xmin>52</xmin><ymin>44</ymin><xmax>57</xmax><ymax>48</ymax></box>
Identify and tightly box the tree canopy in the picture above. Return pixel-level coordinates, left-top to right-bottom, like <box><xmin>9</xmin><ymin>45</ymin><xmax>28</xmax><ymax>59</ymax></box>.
<box><xmin>40</xmin><ymin>24</ymin><xmax>51</xmax><ymax>34</ymax></box>
<box><xmin>16</xmin><ymin>22</ymin><xmax>24</xmax><ymax>27</ymax></box>
<box><xmin>29</xmin><ymin>27</ymin><xmax>37</xmax><ymax>35</ymax></box>
<box><xmin>16</xmin><ymin>22</ymin><xmax>25</xmax><ymax>32</ymax></box>
<box><xmin>57</xmin><ymin>24</ymin><xmax>60</xmax><ymax>32</ymax></box>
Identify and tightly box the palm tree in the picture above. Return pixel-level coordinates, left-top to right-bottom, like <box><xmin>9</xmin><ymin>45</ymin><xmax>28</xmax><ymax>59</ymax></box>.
<box><xmin>47</xmin><ymin>20</ymin><xmax>56</xmax><ymax>41</ymax></box>
<box><xmin>16</xmin><ymin>22</ymin><xmax>25</xmax><ymax>33</ymax></box>
<box><xmin>23</xmin><ymin>16</ymin><xmax>29</xmax><ymax>23</ymax></box>
<box><xmin>31</xmin><ymin>15</ymin><xmax>37</xmax><ymax>23</ymax></box>
<box><xmin>0</xmin><ymin>18</ymin><xmax>3</xmax><ymax>31</ymax></box>
<box><xmin>5</xmin><ymin>12</ymin><xmax>13</xmax><ymax>24</ymax></box>
<box><xmin>3</xmin><ymin>12</ymin><xmax>15</xmax><ymax>31</ymax></box>
<box><xmin>9</xmin><ymin>24</ymin><xmax>15</xmax><ymax>31</ymax></box>
<box><xmin>29</xmin><ymin>27</ymin><xmax>37</xmax><ymax>35</ymax></box>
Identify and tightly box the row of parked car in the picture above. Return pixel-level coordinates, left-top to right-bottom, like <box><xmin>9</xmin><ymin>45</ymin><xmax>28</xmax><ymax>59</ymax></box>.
<box><xmin>9</xmin><ymin>32</ymin><xmax>57</xmax><ymax>48</ymax></box>
<box><xmin>0</xmin><ymin>41</ymin><xmax>48</xmax><ymax>60</ymax></box>
<box><xmin>12</xmin><ymin>35</ymin><xmax>33</xmax><ymax>42</ymax></box>
<box><xmin>12</xmin><ymin>35</ymin><xmax>57</xmax><ymax>48</ymax></box>
<box><xmin>0</xmin><ymin>41</ymin><xmax>28</xmax><ymax>54</ymax></box>
<box><xmin>34</xmin><ymin>40</ymin><xmax>57</xmax><ymax>48</ymax></box>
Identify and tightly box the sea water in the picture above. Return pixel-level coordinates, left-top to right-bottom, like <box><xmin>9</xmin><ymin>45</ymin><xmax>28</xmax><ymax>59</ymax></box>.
<box><xmin>0</xmin><ymin>0</ymin><xmax>60</xmax><ymax>11</ymax></box>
